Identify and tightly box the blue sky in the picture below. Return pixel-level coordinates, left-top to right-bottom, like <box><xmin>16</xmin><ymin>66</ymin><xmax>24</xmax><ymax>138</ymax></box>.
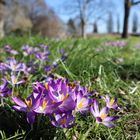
<box><xmin>45</xmin><ymin>0</ymin><xmax>140</xmax><ymax>33</ymax></box>
<box><xmin>46</xmin><ymin>0</ymin><xmax>70</xmax><ymax>21</ymax></box>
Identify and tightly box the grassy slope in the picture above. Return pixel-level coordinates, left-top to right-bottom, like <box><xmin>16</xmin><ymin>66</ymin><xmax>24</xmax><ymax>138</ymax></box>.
<box><xmin>0</xmin><ymin>35</ymin><xmax>140</xmax><ymax>139</ymax></box>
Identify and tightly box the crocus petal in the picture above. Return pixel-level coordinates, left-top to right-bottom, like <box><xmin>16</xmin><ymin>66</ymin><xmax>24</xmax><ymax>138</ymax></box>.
<box><xmin>30</xmin><ymin>94</ymin><xmax>41</xmax><ymax>110</ymax></box>
<box><xmin>12</xmin><ymin>105</ymin><xmax>27</xmax><ymax>112</ymax></box>
<box><xmin>51</xmin><ymin>120</ymin><xmax>58</xmax><ymax>127</ymax></box>
<box><xmin>96</xmin><ymin>117</ymin><xmax>102</xmax><ymax>123</ymax></box>
<box><xmin>100</xmin><ymin>107</ymin><xmax>109</xmax><ymax>116</ymax></box>
<box><xmin>1</xmin><ymin>79</ymin><xmax>8</xmax><ymax>89</ymax></box>
<box><xmin>17</xmin><ymin>80</ymin><xmax>25</xmax><ymax>85</ymax></box>
<box><xmin>90</xmin><ymin>106</ymin><xmax>99</xmax><ymax>117</ymax></box>
<box><xmin>59</xmin><ymin>97</ymin><xmax>76</xmax><ymax>112</ymax></box>
<box><xmin>102</xmin><ymin>122</ymin><xmax>115</xmax><ymax>128</ymax></box>
<box><xmin>103</xmin><ymin>116</ymin><xmax>119</xmax><ymax>122</ymax></box>
<box><xmin>76</xmin><ymin>96</ymin><xmax>91</xmax><ymax>112</ymax></box>
<box><xmin>105</xmin><ymin>95</ymin><xmax>110</xmax><ymax>102</ymax></box>
<box><xmin>12</xmin><ymin>97</ymin><xmax>27</xmax><ymax>108</ymax></box>
<box><xmin>93</xmin><ymin>99</ymin><xmax>99</xmax><ymax>114</ymax></box>
<box><xmin>27</xmin><ymin>112</ymin><xmax>36</xmax><ymax>124</ymax></box>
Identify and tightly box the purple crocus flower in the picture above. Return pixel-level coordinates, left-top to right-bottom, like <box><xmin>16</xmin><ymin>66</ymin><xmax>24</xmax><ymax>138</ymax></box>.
<box><xmin>35</xmin><ymin>52</ymin><xmax>49</xmax><ymax>61</ymax></box>
<box><xmin>9</xmin><ymin>50</ymin><xmax>19</xmax><ymax>55</ymax></box>
<box><xmin>33</xmin><ymin>82</ymin><xmax>46</xmax><ymax>95</ymax></box>
<box><xmin>0</xmin><ymin>79</ymin><xmax>11</xmax><ymax>97</ymax></box>
<box><xmin>4</xmin><ymin>45</ymin><xmax>19</xmax><ymax>55</ymax></box>
<box><xmin>51</xmin><ymin>112</ymin><xmax>75</xmax><ymax>128</ymax></box>
<box><xmin>32</xmin><ymin>82</ymin><xmax>61</xmax><ymax>114</ymax></box>
<box><xmin>22</xmin><ymin>45</ymin><xmax>34</xmax><ymax>56</ymax></box>
<box><xmin>12</xmin><ymin>93</ymin><xmax>41</xmax><ymax>124</ymax></box>
<box><xmin>34</xmin><ymin>97</ymin><xmax>61</xmax><ymax>114</ymax></box>
<box><xmin>44</xmin><ymin>65</ymin><xmax>53</xmax><ymax>73</ymax></box>
<box><xmin>75</xmin><ymin>92</ymin><xmax>92</xmax><ymax>112</ymax></box>
<box><xmin>102</xmin><ymin>95</ymin><xmax>120</xmax><ymax>110</ymax></box>
<box><xmin>4</xmin><ymin>58</ymin><xmax>26</xmax><ymax>72</ymax></box>
<box><xmin>8</xmin><ymin>75</ymin><xmax>25</xmax><ymax>86</ymax></box>
<box><xmin>90</xmin><ymin>100</ymin><xmax>119</xmax><ymax>128</ymax></box>
<box><xmin>4</xmin><ymin>45</ymin><xmax>12</xmax><ymax>50</ymax></box>
<box><xmin>0</xmin><ymin>62</ymin><xmax>7</xmax><ymax>71</ymax></box>
<box><xmin>39</xmin><ymin>44</ymin><xmax>48</xmax><ymax>50</ymax></box>
<box><xmin>47</xmin><ymin>79</ymin><xmax>76</xmax><ymax>113</ymax></box>
<box><xmin>104</xmin><ymin>41</ymin><xmax>127</xmax><ymax>48</ymax></box>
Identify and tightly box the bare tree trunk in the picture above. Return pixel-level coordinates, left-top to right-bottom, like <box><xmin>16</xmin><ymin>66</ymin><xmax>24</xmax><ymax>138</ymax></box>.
<box><xmin>0</xmin><ymin>1</ymin><xmax>5</xmax><ymax>39</ymax></box>
<box><xmin>122</xmin><ymin>0</ymin><xmax>130</xmax><ymax>38</ymax></box>
<box><xmin>0</xmin><ymin>19</ymin><xmax>4</xmax><ymax>38</ymax></box>
<box><xmin>81</xmin><ymin>18</ymin><xmax>86</xmax><ymax>38</ymax></box>
<box><xmin>117</xmin><ymin>14</ymin><xmax>120</xmax><ymax>34</ymax></box>
<box><xmin>93</xmin><ymin>22</ymin><xmax>98</xmax><ymax>33</ymax></box>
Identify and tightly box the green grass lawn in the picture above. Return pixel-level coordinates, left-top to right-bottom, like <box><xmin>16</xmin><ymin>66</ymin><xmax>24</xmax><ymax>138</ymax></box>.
<box><xmin>0</xmin><ymin>35</ymin><xmax>140</xmax><ymax>140</ymax></box>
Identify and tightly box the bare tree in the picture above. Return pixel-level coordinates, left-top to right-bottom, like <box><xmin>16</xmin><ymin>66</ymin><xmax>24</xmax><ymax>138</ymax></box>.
<box><xmin>93</xmin><ymin>21</ymin><xmax>98</xmax><ymax>33</ymax></box>
<box><xmin>0</xmin><ymin>0</ymin><xmax>6</xmax><ymax>38</ymax></box>
<box><xmin>75</xmin><ymin>0</ymin><xmax>92</xmax><ymax>38</ymax></box>
<box><xmin>62</xmin><ymin>0</ymin><xmax>111</xmax><ymax>38</ymax></box>
<box><xmin>67</xmin><ymin>18</ymin><xmax>77</xmax><ymax>36</ymax></box>
<box><xmin>117</xmin><ymin>14</ymin><xmax>120</xmax><ymax>34</ymax></box>
<box><xmin>107</xmin><ymin>12</ymin><xmax>113</xmax><ymax>33</ymax></box>
<box><xmin>122</xmin><ymin>0</ymin><xmax>140</xmax><ymax>38</ymax></box>
<box><xmin>132</xmin><ymin>13</ymin><xmax>138</xmax><ymax>33</ymax></box>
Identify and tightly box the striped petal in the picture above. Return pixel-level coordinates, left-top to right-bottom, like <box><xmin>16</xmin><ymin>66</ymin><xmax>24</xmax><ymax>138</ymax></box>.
<box><xmin>93</xmin><ymin>99</ymin><xmax>99</xmax><ymax>115</ymax></box>
<box><xmin>100</xmin><ymin>107</ymin><xmax>109</xmax><ymax>116</ymax></box>
<box><xmin>12</xmin><ymin>97</ymin><xmax>27</xmax><ymax>108</ymax></box>
<box><xmin>27</xmin><ymin>112</ymin><xmax>36</xmax><ymax>124</ymax></box>
<box><xmin>102</xmin><ymin>122</ymin><xmax>115</xmax><ymax>128</ymax></box>
<box><xmin>103</xmin><ymin>116</ymin><xmax>119</xmax><ymax>122</ymax></box>
<box><xmin>12</xmin><ymin>105</ymin><xmax>27</xmax><ymax>112</ymax></box>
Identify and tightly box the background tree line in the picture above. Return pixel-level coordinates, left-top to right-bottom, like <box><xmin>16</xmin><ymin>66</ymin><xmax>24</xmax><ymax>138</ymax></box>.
<box><xmin>0</xmin><ymin>0</ymin><xmax>140</xmax><ymax>39</ymax></box>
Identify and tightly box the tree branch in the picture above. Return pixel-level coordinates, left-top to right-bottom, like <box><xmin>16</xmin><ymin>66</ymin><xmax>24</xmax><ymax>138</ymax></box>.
<box><xmin>132</xmin><ymin>0</ymin><xmax>140</xmax><ymax>5</ymax></box>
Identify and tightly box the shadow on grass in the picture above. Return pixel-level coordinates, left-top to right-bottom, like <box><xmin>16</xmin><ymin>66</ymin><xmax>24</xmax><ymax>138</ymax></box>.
<box><xmin>0</xmin><ymin>105</ymin><xmax>57</xmax><ymax>140</ymax></box>
<box><xmin>117</xmin><ymin>64</ymin><xmax>140</xmax><ymax>81</ymax></box>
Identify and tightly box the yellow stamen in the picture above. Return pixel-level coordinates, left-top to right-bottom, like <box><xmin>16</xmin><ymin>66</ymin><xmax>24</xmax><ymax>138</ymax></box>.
<box><xmin>100</xmin><ymin>114</ymin><xmax>108</xmax><ymax>119</ymax></box>
<box><xmin>78</xmin><ymin>98</ymin><xmax>85</xmax><ymax>109</ymax></box>
<box><xmin>12</xmin><ymin>65</ymin><xmax>16</xmax><ymax>70</ymax></box>
<box><xmin>25</xmin><ymin>98</ymin><xmax>32</xmax><ymax>108</ymax></box>
<box><xmin>109</xmin><ymin>98</ymin><xmax>115</xmax><ymax>106</ymax></box>
<box><xmin>42</xmin><ymin>100</ymin><xmax>48</xmax><ymax>109</ymax></box>
<box><xmin>44</xmin><ymin>83</ymin><xmax>48</xmax><ymax>90</ymax></box>
<box><xmin>52</xmin><ymin>100</ymin><xmax>55</xmax><ymax>104</ymax></box>
<box><xmin>13</xmin><ymin>78</ymin><xmax>17</xmax><ymax>84</ymax></box>
<box><xmin>60</xmin><ymin>118</ymin><xmax>67</xmax><ymax>125</ymax></box>
<box><xmin>68</xmin><ymin>82</ymin><xmax>76</xmax><ymax>89</ymax></box>
<box><xmin>62</xmin><ymin>93</ymin><xmax>69</xmax><ymax>101</ymax></box>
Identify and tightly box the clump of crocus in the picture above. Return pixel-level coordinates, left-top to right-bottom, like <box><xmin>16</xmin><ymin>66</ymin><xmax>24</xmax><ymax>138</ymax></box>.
<box><xmin>104</xmin><ymin>40</ymin><xmax>127</xmax><ymax>48</ymax></box>
<box><xmin>12</xmin><ymin>78</ymin><xmax>92</xmax><ymax>127</ymax></box>
<box><xmin>12</xmin><ymin>78</ymin><xmax>120</xmax><ymax>128</ymax></box>
<box><xmin>8</xmin><ymin>75</ymin><xmax>25</xmax><ymax>86</ymax></box>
